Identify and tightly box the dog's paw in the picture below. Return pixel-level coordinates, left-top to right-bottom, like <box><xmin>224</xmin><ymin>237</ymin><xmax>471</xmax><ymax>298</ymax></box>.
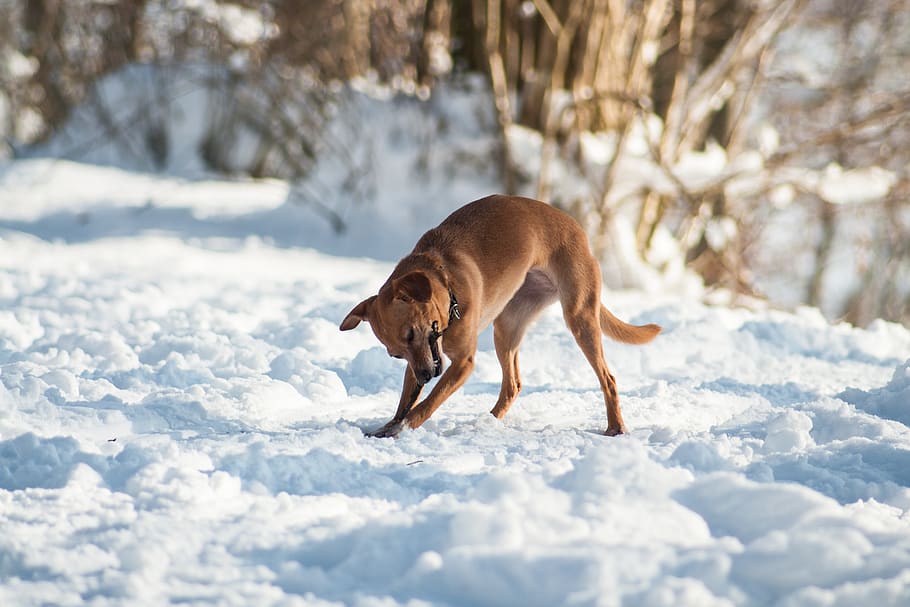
<box><xmin>366</xmin><ymin>419</ymin><xmax>407</xmax><ymax>438</ymax></box>
<box><xmin>604</xmin><ymin>425</ymin><xmax>627</xmax><ymax>437</ymax></box>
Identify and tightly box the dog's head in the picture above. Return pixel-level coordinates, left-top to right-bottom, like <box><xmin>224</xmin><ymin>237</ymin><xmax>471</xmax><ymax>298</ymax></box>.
<box><xmin>340</xmin><ymin>271</ymin><xmax>451</xmax><ymax>385</ymax></box>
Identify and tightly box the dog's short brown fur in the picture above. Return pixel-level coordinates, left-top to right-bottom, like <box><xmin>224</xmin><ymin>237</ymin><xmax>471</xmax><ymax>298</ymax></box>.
<box><xmin>341</xmin><ymin>195</ymin><xmax>660</xmax><ymax>437</ymax></box>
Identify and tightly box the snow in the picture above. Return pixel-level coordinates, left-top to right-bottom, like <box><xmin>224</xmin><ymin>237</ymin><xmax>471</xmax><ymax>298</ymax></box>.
<box><xmin>1</xmin><ymin>158</ymin><xmax>909</xmax><ymax>606</ymax></box>
<box><xmin>817</xmin><ymin>163</ymin><xmax>898</xmax><ymax>206</ymax></box>
<box><xmin>841</xmin><ymin>360</ymin><xmax>910</xmax><ymax>427</ymax></box>
<box><xmin>5</xmin><ymin>51</ymin><xmax>39</xmax><ymax>80</ymax></box>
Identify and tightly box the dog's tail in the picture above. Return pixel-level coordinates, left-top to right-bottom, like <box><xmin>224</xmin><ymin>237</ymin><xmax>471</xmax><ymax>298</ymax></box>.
<box><xmin>600</xmin><ymin>305</ymin><xmax>661</xmax><ymax>345</ymax></box>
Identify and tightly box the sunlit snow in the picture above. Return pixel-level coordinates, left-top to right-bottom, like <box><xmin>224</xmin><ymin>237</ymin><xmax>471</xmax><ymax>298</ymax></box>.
<box><xmin>1</xmin><ymin>157</ymin><xmax>909</xmax><ymax>606</ymax></box>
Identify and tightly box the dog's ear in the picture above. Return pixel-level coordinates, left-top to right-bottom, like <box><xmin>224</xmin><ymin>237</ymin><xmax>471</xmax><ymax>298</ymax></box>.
<box><xmin>340</xmin><ymin>296</ymin><xmax>376</xmax><ymax>331</ymax></box>
<box><xmin>393</xmin><ymin>271</ymin><xmax>433</xmax><ymax>303</ymax></box>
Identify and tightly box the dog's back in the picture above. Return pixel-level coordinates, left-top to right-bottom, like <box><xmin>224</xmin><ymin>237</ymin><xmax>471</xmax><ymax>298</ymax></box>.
<box><xmin>414</xmin><ymin>195</ymin><xmax>580</xmax><ymax>255</ymax></box>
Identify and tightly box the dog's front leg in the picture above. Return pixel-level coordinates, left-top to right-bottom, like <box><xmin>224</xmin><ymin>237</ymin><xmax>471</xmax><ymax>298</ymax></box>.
<box><xmin>394</xmin><ymin>367</ymin><xmax>423</xmax><ymax>420</ymax></box>
<box><xmin>367</xmin><ymin>357</ymin><xmax>474</xmax><ymax>438</ymax></box>
<box><xmin>367</xmin><ymin>368</ymin><xmax>423</xmax><ymax>437</ymax></box>
<box><xmin>401</xmin><ymin>355</ymin><xmax>475</xmax><ymax>432</ymax></box>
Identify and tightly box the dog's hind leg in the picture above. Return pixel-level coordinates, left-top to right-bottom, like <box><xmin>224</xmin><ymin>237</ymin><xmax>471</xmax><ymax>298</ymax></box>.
<box><xmin>557</xmin><ymin>257</ymin><xmax>628</xmax><ymax>436</ymax></box>
<box><xmin>565</xmin><ymin>308</ymin><xmax>627</xmax><ymax>435</ymax></box>
<box><xmin>491</xmin><ymin>270</ymin><xmax>558</xmax><ymax>419</ymax></box>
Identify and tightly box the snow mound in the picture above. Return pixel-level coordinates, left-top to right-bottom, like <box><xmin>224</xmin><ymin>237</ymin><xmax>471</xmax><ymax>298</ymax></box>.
<box><xmin>840</xmin><ymin>359</ymin><xmax>910</xmax><ymax>427</ymax></box>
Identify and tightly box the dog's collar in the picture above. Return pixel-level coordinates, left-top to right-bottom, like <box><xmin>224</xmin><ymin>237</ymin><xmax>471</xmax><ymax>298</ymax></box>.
<box><xmin>431</xmin><ymin>289</ymin><xmax>461</xmax><ymax>341</ymax></box>
<box><xmin>447</xmin><ymin>289</ymin><xmax>461</xmax><ymax>323</ymax></box>
<box><xmin>428</xmin><ymin>288</ymin><xmax>460</xmax><ymax>378</ymax></box>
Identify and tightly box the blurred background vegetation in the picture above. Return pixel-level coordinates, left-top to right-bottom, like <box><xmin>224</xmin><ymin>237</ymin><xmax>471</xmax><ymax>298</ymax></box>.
<box><xmin>1</xmin><ymin>0</ymin><xmax>909</xmax><ymax>326</ymax></box>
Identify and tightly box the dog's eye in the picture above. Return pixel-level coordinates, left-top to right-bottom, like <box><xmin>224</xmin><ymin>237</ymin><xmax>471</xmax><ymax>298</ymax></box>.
<box><xmin>406</xmin><ymin>328</ymin><xmax>415</xmax><ymax>342</ymax></box>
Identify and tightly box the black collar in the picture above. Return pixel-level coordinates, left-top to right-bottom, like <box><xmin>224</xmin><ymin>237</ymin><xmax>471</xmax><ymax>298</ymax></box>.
<box><xmin>431</xmin><ymin>288</ymin><xmax>461</xmax><ymax>340</ymax></box>
<box><xmin>448</xmin><ymin>289</ymin><xmax>461</xmax><ymax>322</ymax></box>
<box><xmin>428</xmin><ymin>288</ymin><xmax>460</xmax><ymax>378</ymax></box>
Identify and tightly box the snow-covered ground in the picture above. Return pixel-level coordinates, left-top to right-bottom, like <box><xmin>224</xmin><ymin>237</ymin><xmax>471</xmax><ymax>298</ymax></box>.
<box><xmin>2</xmin><ymin>159</ymin><xmax>910</xmax><ymax>606</ymax></box>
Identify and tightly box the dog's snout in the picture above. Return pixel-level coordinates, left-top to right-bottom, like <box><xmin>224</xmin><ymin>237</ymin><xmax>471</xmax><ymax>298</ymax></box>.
<box><xmin>417</xmin><ymin>368</ymin><xmax>433</xmax><ymax>385</ymax></box>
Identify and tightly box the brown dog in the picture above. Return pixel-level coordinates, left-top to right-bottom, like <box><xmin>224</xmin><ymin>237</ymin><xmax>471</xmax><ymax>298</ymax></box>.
<box><xmin>340</xmin><ymin>195</ymin><xmax>660</xmax><ymax>437</ymax></box>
